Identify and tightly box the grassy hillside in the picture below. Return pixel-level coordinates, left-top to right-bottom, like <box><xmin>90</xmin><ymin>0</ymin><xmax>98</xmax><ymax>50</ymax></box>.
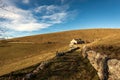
<box><xmin>86</xmin><ymin>33</ymin><xmax>120</xmax><ymax>59</ymax></box>
<box><xmin>13</xmin><ymin>29</ymin><xmax>120</xmax><ymax>43</ymax></box>
<box><xmin>0</xmin><ymin>29</ymin><xmax>120</xmax><ymax>76</ymax></box>
<box><xmin>0</xmin><ymin>51</ymin><xmax>100</xmax><ymax>80</ymax></box>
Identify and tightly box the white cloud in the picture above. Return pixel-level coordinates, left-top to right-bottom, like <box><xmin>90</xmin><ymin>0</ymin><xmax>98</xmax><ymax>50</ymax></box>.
<box><xmin>42</xmin><ymin>12</ymin><xmax>67</xmax><ymax>23</ymax></box>
<box><xmin>34</xmin><ymin>5</ymin><xmax>59</xmax><ymax>14</ymax></box>
<box><xmin>10</xmin><ymin>23</ymin><xmax>51</xmax><ymax>31</ymax></box>
<box><xmin>34</xmin><ymin>5</ymin><xmax>69</xmax><ymax>24</ymax></box>
<box><xmin>0</xmin><ymin>0</ymin><xmax>70</xmax><ymax>32</ymax></box>
<box><xmin>34</xmin><ymin>5</ymin><xmax>69</xmax><ymax>14</ymax></box>
<box><xmin>22</xmin><ymin>0</ymin><xmax>29</xmax><ymax>4</ymax></box>
<box><xmin>0</xmin><ymin>6</ymin><xmax>51</xmax><ymax>31</ymax></box>
<box><xmin>0</xmin><ymin>9</ymin><xmax>21</xmax><ymax>20</ymax></box>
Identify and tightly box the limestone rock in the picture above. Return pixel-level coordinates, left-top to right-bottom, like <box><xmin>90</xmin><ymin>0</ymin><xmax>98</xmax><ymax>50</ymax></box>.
<box><xmin>81</xmin><ymin>46</ymin><xmax>108</xmax><ymax>80</ymax></box>
<box><xmin>108</xmin><ymin>59</ymin><xmax>120</xmax><ymax>80</ymax></box>
<box><xmin>86</xmin><ymin>50</ymin><xmax>108</xmax><ymax>80</ymax></box>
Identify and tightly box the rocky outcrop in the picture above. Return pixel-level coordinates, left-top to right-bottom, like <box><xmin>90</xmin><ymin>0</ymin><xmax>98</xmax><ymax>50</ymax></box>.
<box><xmin>86</xmin><ymin>50</ymin><xmax>108</xmax><ymax>80</ymax></box>
<box><xmin>82</xmin><ymin>45</ymin><xmax>120</xmax><ymax>80</ymax></box>
<box><xmin>23</xmin><ymin>60</ymin><xmax>51</xmax><ymax>80</ymax></box>
<box><xmin>108</xmin><ymin>59</ymin><xmax>120</xmax><ymax>80</ymax></box>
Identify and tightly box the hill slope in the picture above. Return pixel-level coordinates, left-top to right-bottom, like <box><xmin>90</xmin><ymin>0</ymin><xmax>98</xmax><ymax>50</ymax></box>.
<box><xmin>0</xmin><ymin>49</ymin><xmax>100</xmax><ymax>80</ymax></box>
<box><xmin>0</xmin><ymin>29</ymin><xmax>120</xmax><ymax>77</ymax></box>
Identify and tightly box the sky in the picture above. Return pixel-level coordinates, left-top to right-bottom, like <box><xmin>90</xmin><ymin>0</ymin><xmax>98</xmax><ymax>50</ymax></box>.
<box><xmin>0</xmin><ymin>0</ymin><xmax>120</xmax><ymax>38</ymax></box>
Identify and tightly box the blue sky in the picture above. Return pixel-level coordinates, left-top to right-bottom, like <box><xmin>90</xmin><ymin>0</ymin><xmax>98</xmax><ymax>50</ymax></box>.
<box><xmin>0</xmin><ymin>0</ymin><xmax>120</xmax><ymax>38</ymax></box>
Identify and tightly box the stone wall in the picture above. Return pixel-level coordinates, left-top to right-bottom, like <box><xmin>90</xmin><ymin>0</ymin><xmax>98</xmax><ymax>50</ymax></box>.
<box><xmin>81</xmin><ymin>45</ymin><xmax>120</xmax><ymax>80</ymax></box>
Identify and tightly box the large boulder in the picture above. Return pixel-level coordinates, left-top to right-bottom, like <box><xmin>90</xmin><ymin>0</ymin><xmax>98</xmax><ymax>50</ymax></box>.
<box><xmin>82</xmin><ymin>46</ymin><xmax>108</xmax><ymax>80</ymax></box>
<box><xmin>107</xmin><ymin>59</ymin><xmax>120</xmax><ymax>80</ymax></box>
<box><xmin>81</xmin><ymin>45</ymin><xmax>120</xmax><ymax>80</ymax></box>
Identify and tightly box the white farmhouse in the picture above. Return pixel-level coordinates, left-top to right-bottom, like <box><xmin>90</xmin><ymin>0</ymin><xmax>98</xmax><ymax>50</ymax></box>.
<box><xmin>69</xmin><ymin>38</ymin><xmax>85</xmax><ymax>48</ymax></box>
<box><xmin>71</xmin><ymin>39</ymin><xmax>85</xmax><ymax>44</ymax></box>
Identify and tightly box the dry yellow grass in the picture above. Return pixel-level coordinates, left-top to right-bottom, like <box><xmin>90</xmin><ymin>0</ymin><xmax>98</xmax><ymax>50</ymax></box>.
<box><xmin>13</xmin><ymin>29</ymin><xmax>120</xmax><ymax>43</ymax></box>
<box><xmin>0</xmin><ymin>29</ymin><xmax>120</xmax><ymax>76</ymax></box>
<box><xmin>86</xmin><ymin>32</ymin><xmax>120</xmax><ymax>59</ymax></box>
<box><xmin>0</xmin><ymin>52</ymin><xmax>54</xmax><ymax>75</ymax></box>
<box><xmin>0</xmin><ymin>43</ymin><xmax>68</xmax><ymax>76</ymax></box>
<box><xmin>0</xmin><ymin>51</ymin><xmax>100</xmax><ymax>80</ymax></box>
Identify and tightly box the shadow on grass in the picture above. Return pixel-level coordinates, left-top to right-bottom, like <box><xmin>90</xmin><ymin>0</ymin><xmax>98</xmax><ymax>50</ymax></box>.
<box><xmin>0</xmin><ymin>51</ymin><xmax>100</xmax><ymax>80</ymax></box>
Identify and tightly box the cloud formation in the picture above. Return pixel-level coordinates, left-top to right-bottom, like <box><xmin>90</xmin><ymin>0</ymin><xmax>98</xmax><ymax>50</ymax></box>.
<box><xmin>0</xmin><ymin>0</ymin><xmax>69</xmax><ymax>32</ymax></box>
